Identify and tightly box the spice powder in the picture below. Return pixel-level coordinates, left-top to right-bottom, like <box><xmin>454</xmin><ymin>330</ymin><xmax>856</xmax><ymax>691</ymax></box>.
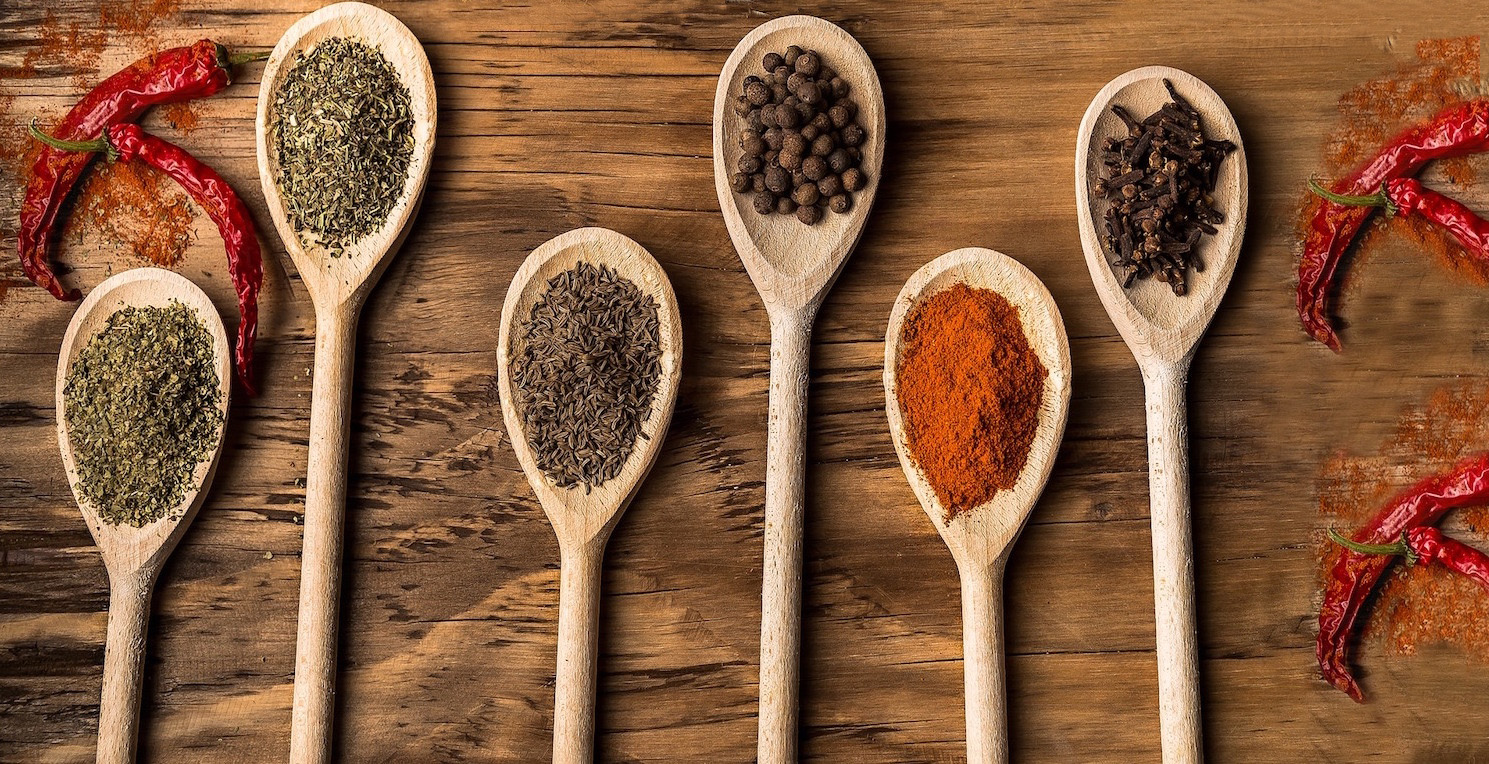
<box><xmin>895</xmin><ymin>283</ymin><xmax>1047</xmax><ymax>519</ymax></box>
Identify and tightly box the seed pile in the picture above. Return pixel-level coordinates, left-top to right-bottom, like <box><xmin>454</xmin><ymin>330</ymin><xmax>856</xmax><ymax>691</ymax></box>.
<box><xmin>270</xmin><ymin>36</ymin><xmax>415</xmax><ymax>256</ymax></box>
<box><xmin>1094</xmin><ymin>79</ymin><xmax>1237</xmax><ymax>295</ymax></box>
<box><xmin>728</xmin><ymin>45</ymin><xmax>869</xmax><ymax>225</ymax></box>
<box><xmin>64</xmin><ymin>302</ymin><xmax>223</xmax><ymax>527</ymax></box>
<box><xmin>511</xmin><ymin>262</ymin><xmax>663</xmax><ymax>491</ymax></box>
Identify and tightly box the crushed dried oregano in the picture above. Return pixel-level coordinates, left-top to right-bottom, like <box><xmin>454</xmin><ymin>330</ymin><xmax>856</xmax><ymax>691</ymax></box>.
<box><xmin>270</xmin><ymin>36</ymin><xmax>415</xmax><ymax>256</ymax></box>
<box><xmin>511</xmin><ymin>262</ymin><xmax>662</xmax><ymax>491</ymax></box>
<box><xmin>63</xmin><ymin>302</ymin><xmax>223</xmax><ymax>527</ymax></box>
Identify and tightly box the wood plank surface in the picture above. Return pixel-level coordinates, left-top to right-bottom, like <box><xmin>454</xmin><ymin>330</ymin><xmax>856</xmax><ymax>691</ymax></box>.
<box><xmin>4</xmin><ymin>1</ymin><xmax>1489</xmax><ymax>761</ymax></box>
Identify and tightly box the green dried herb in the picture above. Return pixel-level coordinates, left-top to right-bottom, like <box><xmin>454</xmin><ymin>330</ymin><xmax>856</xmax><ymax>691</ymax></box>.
<box><xmin>270</xmin><ymin>36</ymin><xmax>415</xmax><ymax>256</ymax></box>
<box><xmin>64</xmin><ymin>302</ymin><xmax>223</xmax><ymax>527</ymax></box>
<box><xmin>511</xmin><ymin>262</ymin><xmax>662</xmax><ymax>492</ymax></box>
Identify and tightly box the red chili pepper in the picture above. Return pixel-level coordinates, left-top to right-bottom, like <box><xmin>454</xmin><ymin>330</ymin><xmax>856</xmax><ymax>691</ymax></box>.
<box><xmin>1297</xmin><ymin>99</ymin><xmax>1489</xmax><ymax>351</ymax></box>
<box><xmin>1310</xmin><ymin>177</ymin><xmax>1489</xmax><ymax>260</ymax></box>
<box><xmin>1331</xmin><ymin>526</ymin><xmax>1489</xmax><ymax>591</ymax></box>
<box><xmin>18</xmin><ymin>40</ymin><xmax>266</xmax><ymax>301</ymax></box>
<box><xmin>32</xmin><ymin>123</ymin><xmax>263</xmax><ymax>395</ymax></box>
<box><xmin>1317</xmin><ymin>453</ymin><xmax>1489</xmax><ymax>701</ymax></box>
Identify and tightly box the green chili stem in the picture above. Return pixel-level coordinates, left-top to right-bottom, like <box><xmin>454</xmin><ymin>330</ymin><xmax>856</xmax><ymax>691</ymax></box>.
<box><xmin>29</xmin><ymin>121</ymin><xmax>112</xmax><ymax>157</ymax></box>
<box><xmin>228</xmin><ymin>50</ymin><xmax>272</xmax><ymax>67</ymax></box>
<box><xmin>1328</xmin><ymin>527</ymin><xmax>1410</xmax><ymax>558</ymax></box>
<box><xmin>1309</xmin><ymin>179</ymin><xmax>1396</xmax><ymax>215</ymax></box>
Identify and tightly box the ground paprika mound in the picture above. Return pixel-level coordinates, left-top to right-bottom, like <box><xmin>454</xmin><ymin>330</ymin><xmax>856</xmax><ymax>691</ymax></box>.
<box><xmin>895</xmin><ymin>282</ymin><xmax>1047</xmax><ymax>519</ymax></box>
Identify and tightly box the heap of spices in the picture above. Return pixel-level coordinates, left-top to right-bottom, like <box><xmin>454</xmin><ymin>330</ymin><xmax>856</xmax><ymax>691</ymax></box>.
<box><xmin>727</xmin><ymin>45</ymin><xmax>869</xmax><ymax>225</ymax></box>
<box><xmin>270</xmin><ymin>37</ymin><xmax>415</xmax><ymax>256</ymax></box>
<box><xmin>1094</xmin><ymin>80</ymin><xmax>1236</xmax><ymax>295</ymax></box>
<box><xmin>15</xmin><ymin>39</ymin><xmax>267</xmax><ymax>300</ymax></box>
<box><xmin>1317</xmin><ymin>454</ymin><xmax>1489</xmax><ymax>701</ymax></box>
<box><xmin>894</xmin><ymin>283</ymin><xmax>1047</xmax><ymax>519</ymax></box>
<box><xmin>35</xmin><ymin>122</ymin><xmax>264</xmax><ymax>394</ymax></box>
<box><xmin>510</xmin><ymin>262</ymin><xmax>662</xmax><ymax>491</ymax></box>
<box><xmin>63</xmin><ymin>301</ymin><xmax>223</xmax><ymax>528</ymax></box>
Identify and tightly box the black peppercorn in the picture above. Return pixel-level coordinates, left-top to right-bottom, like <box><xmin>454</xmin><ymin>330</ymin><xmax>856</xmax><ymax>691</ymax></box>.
<box><xmin>763</xmin><ymin>52</ymin><xmax>784</xmax><ymax>72</ymax></box>
<box><xmin>817</xmin><ymin>173</ymin><xmax>842</xmax><ymax>198</ymax></box>
<box><xmin>730</xmin><ymin>172</ymin><xmax>749</xmax><ymax>193</ymax></box>
<box><xmin>841</xmin><ymin>167</ymin><xmax>865</xmax><ymax>191</ymax></box>
<box><xmin>792</xmin><ymin>182</ymin><xmax>820</xmax><ymax>207</ymax></box>
<box><xmin>782</xmin><ymin>131</ymin><xmax>807</xmax><ymax>156</ymax></box>
<box><xmin>776</xmin><ymin>196</ymin><xmax>797</xmax><ymax>215</ymax></box>
<box><xmin>802</xmin><ymin>154</ymin><xmax>828</xmax><ymax>181</ymax></box>
<box><xmin>827</xmin><ymin>148</ymin><xmax>851</xmax><ymax>174</ymax></box>
<box><xmin>811</xmin><ymin>134</ymin><xmax>834</xmax><ymax>157</ymax></box>
<box><xmin>745</xmin><ymin>80</ymin><xmax>770</xmax><ymax>107</ymax></box>
<box><xmin>796</xmin><ymin>203</ymin><xmax>821</xmax><ymax>225</ymax></box>
<box><xmin>840</xmin><ymin>123</ymin><xmax>865</xmax><ymax>147</ymax></box>
<box><xmin>753</xmin><ymin>190</ymin><xmax>776</xmax><ymax>215</ymax></box>
<box><xmin>795</xmin><ymin>51</ymin><xmax>819</xmax><ymax>76</ymax></box>
<box><xmin>738</xmin><ymin>154</ymin><xmax>763</xmax><ymax>174</ymax></box>
<box><xmin>828</xmin><ymin>194</ymin><xmax>851</xmax><ymax>214</ymax></box>
<box><xmin>828</xmin><ymin>104</ymin><xmax>851</xmax><ymax>129</ymax></box>
<box><xmin>765</xmin><ymin>166</ymin><xmax>790</xmax><ymax>195</ymax></box>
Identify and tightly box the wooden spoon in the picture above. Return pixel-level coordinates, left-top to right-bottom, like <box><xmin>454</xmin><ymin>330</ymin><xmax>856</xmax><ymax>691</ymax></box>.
<box><xmin>496</xmin><ymin>228</ymin><xmax>683</xmax><ymax>764</ymax></box>
<box><xmin>712</xmin><ymin>16</ymin><xmax>884</xmax><ymax>761</ymax></box>
<box><xmin>1075</xmin><ymin>66</ymin><xmax>1247</xmax><ymax>764</ymax></box>
<box><xmin>55</xmin><ymin>268</ymin><xmax>231</xmax><ymax>764</ymax></box>
<box><xmin>883</xmin><ymin>248</ymin><xmax>1071</xmax><ymax>764</ymax></box>
<box><xmin>253</xmin><ymin>4</ymin><xmax>437</xmax><ymax>762</ymax></box>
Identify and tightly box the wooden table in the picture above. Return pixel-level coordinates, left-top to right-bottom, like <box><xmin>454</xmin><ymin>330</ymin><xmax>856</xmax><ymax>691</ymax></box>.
<box><xmin>4</xmin><ymin>1</ymin><xmax>1489</xmax><ymax>761</ymax></box>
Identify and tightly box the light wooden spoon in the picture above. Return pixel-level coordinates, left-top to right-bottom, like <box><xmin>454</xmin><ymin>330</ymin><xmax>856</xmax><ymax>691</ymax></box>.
<box><xmin>1075</xmin><ymin>66</ymin><xmax>1248</xmax><ymax>764</ymax></box>
<box><xmin>254</xmin><ymin>4</ymin><xmax>437</xmax><ymax>762</ymax></box>
<box><xmin>55</xmin><ymin>268</ymin><xmax>231</xmax><ymax>764</ymax></box>
<box><xmin>883</xmin><ymin>248</ymin><xmax>1071</xmax><ymax>764</ymax></box>
<box><xmin>712</xmin><ymin>16</ymin><xmax>884</xmax><ymax>761</ymax></box>
<box><xmin>496</xmin><ymin>228</ymin><xmax>683</xmax><ymax>764</ymax></box>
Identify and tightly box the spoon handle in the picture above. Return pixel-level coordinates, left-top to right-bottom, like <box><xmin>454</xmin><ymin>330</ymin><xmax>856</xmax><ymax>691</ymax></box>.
<box><xmin>290</xmin><ymin>304</ymin><xmax>359</xmax><ymax>764</ymax></box>
<box><xmin>758</xmin><ymin>308</ymin><xmax>813</xmax><ymax>764</ymax></box>
<box><xmin>97</xmin><ymin>570</ymin><xmax>153</xmax><ymax>764</ymax></box>
<box><xmin>553</xmin><ymin>541</ymin><xmax>605</xmax><ymax>764</ymax></box>
<box><xmin>958</xmin><ymin>560</ymin><xmax>1009</xmax><ymax>764</ymax></box>
<box><xmin>1141</xmin><ymin>361</ymin><xmax>1203</xmax><ymax>764</ymax></box>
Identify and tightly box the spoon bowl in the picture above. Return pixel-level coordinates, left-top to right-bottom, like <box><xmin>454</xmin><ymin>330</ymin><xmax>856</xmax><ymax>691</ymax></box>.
<box><xmin>496</xmin><ymin>227</ymin><xmax>682</xmax><ymax>764</ymax></box>
<box><xmin>712</xmin><ymin>17</ymin><xmax>884</xmax><ymax>761</ymax></box>
<box><xmin>255</xmin><ymin>5</ymin><xmax>437</xmax><ymax>762</ymax></box>
<box><xmin>1075</xmin><ymin>66</ymin><xmax>1248</xmax><ymax>764</ymax></box>
<box><xmin>56</xmin><ymin>267</ymin><xmax>231</xmax><ymax>764</ymax></box>
<box><xmin>1075</xmin><ymin>66</ymin><xmax>1247</xmax><ymax>363</ymax></box>
<box><xmin>884</xmin><ymin>248</ymin><xmax>1070</xmax><ymax>764</ymax></box>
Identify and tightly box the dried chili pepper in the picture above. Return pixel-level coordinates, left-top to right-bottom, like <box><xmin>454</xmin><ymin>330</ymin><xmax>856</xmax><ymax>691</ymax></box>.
<box><xmin>1311</xmin><ymin>178</ymin><xmax>1489</xmax><ymax>261</ymax></box>
<box><xmin>18</xmin><ymin>40</ymin><xmax>267</xmax><ymax>301</ymax></box>
<box><xmin>1330</xmin><ymin>526</ymin><xmax>1489</xmax><ymax>591</ymax></box>
<box><xmin>1298</xmin><ymin>99</ymin><xmax>1489</xmax><ymax>351</ymax></box>
<box><xmin>32</xmin><ymin>123</ymin><xmax>262</xmax><ymax>395</ymax></box>
<box><xmin>1317</xmin><ymin>453</ymin><xmax>1489</xmax><ymax>701</ymax></box>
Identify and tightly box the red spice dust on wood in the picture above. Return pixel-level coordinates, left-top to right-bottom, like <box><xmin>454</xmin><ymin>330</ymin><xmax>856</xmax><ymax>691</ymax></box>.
<box><xmin>1317</xmin><ymin>381</ymin><xmax>1489</xmax><ymax>663</ymax></box>
<box><xmin>1297</xmin><ymin>37</ymin><xmax>1489</xmax><ymax>287</ymax></box>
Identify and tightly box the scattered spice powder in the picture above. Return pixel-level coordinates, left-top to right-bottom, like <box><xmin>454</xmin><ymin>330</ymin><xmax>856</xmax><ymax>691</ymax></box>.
<box><xmin>66</xmin><ymin>156</ymin><xmax>197</xmax><ymax>267</ymax></box>
<box><xmin>1317</xmin><ymin>380</ymin><xmax>1489</xmax><ymax>663</ymax></box>
<box><xmin>1299</xmin><ymin>37</ymin><xmax>1488</xmax><ymax>285</ymax></box>
<box><xmin>895</xmin><ymin>283</ymin><xmax>1048</xmax><ymax>519</ymax></box>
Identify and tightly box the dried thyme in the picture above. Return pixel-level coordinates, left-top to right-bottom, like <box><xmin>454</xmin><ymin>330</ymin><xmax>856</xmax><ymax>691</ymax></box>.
<box><xmin>511</xmin><ymin>262</ymin><xmax>662</xmax><ymax>491</ymax></box>
<box><xmin>63</xmin><ymin>302</ymin><xmax>223</xmax><ymax>527</ymax></box>
<box><xmin>270</xmin><ymin>36</ymin><xmax>415</xmax><ymax>256</ymax></box>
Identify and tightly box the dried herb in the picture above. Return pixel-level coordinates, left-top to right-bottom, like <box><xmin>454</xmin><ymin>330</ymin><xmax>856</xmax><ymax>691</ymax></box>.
<box><xmin>511</xmin><ymin>262</ymin><xmax>662</xmax><ymax>491</ymax></box>
<box><xmin>269</xmin><ymin>36</ymin><xmax>414</xmax><ymax>256</ymax></box>
<box><xmin>63</xmin><ymin>301</ymin><xmax>223</xmax><ymax>527</ymax></box>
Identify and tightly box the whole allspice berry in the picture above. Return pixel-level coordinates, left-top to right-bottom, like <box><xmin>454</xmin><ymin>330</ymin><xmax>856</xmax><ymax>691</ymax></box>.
<box><xmin>753</xmin><ymin>190</ymin><xmax>775</xmax><ymax>215</ymax></box>
<box><xmin>817</xmin><ymin>173</ymin><xmax>842</xmax><ymax>198</ymax></box>
<box><xmin>827</xmin><ymin>148</ymin><xmax>852</xmax><ymax>174</ymax></box>
<box><xmin>745</xmin><ymin>79</ymin><xmax>770</xmax><ymax>107</ymax></box>
<box><xmin>811</xmin><ymin>133</ymin><xmax>835</xmax><ymax>157</ymax></box>
<box><xmin>782</xmin><ymin>131</ymin><xmax>807</xmax><ymax>156</ymax></box>
<box><xmin>765</xmin><ymin>166</ymin><xmax>791</xmax><ymax>195</ymax></box>
<box><xmin>841</xmin><ymin>167</ymin><xmax>865</xmax><ymax>191</ymax></box>
<box><xmin>738</xmin><ymin>154</ymin><xmax>763</xmax><ymax>175</ymax></box>
<box><xmin>779</xmin><ymin>149</ymin><xmax>803</xmax><ymax>171</ymax></box>
<box><xmin>776</xmin><ymin>105</ymin><xmax>800</xmax><ymax>129</ymax></box>
<box><xmin>796</xmin><ymin>203</ymin><xmax>821</xmax><ymax>225</ymax></box>
<box><xmin>795</xmin><ymin>51</ymin><xmax>820</xmax><ymax>76</ymax></box>
<box><xmin>802</xmin><ymin>154</ymin><xmax>828</xmax><ymax>182</ymax></box>
<box><xmin>763</xmin><ymin>52</ymin><xmax>784</xmax><ymax>71</ymax></box>
<box><xmin>792</xmin><ymin>182</ymin><xmax>820</xmax><ymax>207</ymax></box>
<box><xmin>840</xmin><ymin>123</ymin><xmax>866</xmax><ymax>147</ymax></box>
<box><xmin>829</xmin><ymin>194</ymin><xmax>851</xmax><ymax>214</ymax></box>
<box><xmin>827</xmin><ymin>104</ymin><xmax>851</xmax><ymax>129</ymax></box>
<box><xmin>730</xmin><ymin>172</ymin><xmax>749</xmax><ymax>193</ymax></box>
<box><xmin>775</xmin><ymin>196</ymin><xmax>797</xmax><ymax>215</ymax></box>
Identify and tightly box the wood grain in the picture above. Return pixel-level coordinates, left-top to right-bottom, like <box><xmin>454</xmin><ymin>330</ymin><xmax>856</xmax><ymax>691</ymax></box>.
<box><xmin>5</xmin><ymin>1</ymin><xmax>1489</xmax><ymax>762</ymax></box>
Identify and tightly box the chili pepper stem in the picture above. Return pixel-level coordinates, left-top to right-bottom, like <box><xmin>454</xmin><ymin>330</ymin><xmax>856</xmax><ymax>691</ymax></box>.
<box><xmin>1309</xmin><ymin>179</ymin><xmax>1397</xmax><ymax>216</ymax></box>
<box><xmin>29</xmin><ymin>121</ymin><xmax>116</xmax><ymax>161</ymax></box>
<box><xmin>228</xmin><ymin>50</ymin><xmax>272</xmax><ymax>67</ymax></box>
<box><xmin>1328</xmin><ymin>527</ymin><xmax>1418</xmax><ymax>565</ymax></box>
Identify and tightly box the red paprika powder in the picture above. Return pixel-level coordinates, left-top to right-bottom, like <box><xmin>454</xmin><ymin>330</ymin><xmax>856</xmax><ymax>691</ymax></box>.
<box><xmin>895</xmin><ymin>283</ymin><xmax>1048</xmax><ymax>518</ymax></box>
